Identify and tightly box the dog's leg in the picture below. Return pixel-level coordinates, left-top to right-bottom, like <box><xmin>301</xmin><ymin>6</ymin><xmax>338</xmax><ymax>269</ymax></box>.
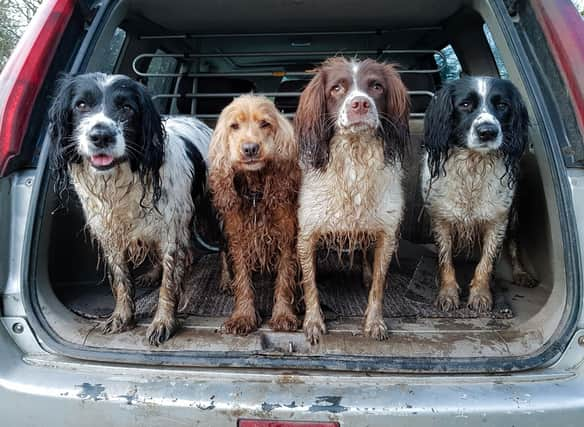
<box><xmin>363</xmin><ymin>231</ymin><xmax>395</xmax><ymax>340</ymax></box>
<box><xmin>508</xmin><ymin>238</ymin><xmax>538</xmax><ymax>288</ymax></box>
<box><xmin>269</xmin><ymin>242</ymin><xmax>299</xmax><ymax>332</ymax></box>
<box><xmin>102</xmin><ymin>253</ymin><xmax>135</xmax><ymax>334</ymax></box>
<box><xmin>146</xmin><ymin>241</ymin><xmax>190</xmax><ymax>345</ymax></box>
<box><xmin>433</xmin><ymin>219</ymin><xmax>460</xmax><ymax>312</ymax></box>
<box><xmin>468</xmin><ymin>220</ymin><xmax>507</xmax><ymax>312</ymax></box>
<box><xmin>362</xmin><ymin>248</ymin><xmax>373</xmax><ymax>289</ymax></box>
<box><xmin>299</xmin><ymin>232</ymin><xmax>326</xmax><ymax>344</ymax></box>
<box><xmin>134</xmin><ymin>263</ymin><xmax>162</xmax><ymax>288</ymax></box>
<box><xmin>219</xmin><ymin>251</ymin><xmax>233</xmax><ymax>294</ymax></box>
<box><xmin>223</xmin><ymin>251</ymin><xmax>260</xmax><ymax>335</ymax></box>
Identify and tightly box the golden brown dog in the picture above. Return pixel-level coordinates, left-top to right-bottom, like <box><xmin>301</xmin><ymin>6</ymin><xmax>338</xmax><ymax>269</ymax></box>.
<box><xmin>209</xmin><ymin>95</ymin><xmax>300</xmax><ymax>335</ymax></box>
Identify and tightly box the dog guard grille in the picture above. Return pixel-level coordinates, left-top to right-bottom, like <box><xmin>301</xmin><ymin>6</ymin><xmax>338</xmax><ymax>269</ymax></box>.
<box><xmin>132</xmin><ymin>30</ymin><xmax>445</xmax><ymax>119</ymax></box>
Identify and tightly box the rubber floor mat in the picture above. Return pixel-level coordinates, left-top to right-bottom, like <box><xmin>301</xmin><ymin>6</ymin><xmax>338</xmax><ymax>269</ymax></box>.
<box><xmin>60</xmin><ymin>245</ymin><xmax>514</xmax><ymax>321</ymax></box>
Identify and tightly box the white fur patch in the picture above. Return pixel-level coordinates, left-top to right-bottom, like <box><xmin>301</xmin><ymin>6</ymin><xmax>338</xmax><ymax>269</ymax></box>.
<box><xmin>298</xmin><ymin>133</ymin><xmax>403</xmax><ymax>243</ymax></box>
<box><xmin>421</xmin><ymin>150</ymin><xmax>515</xmax><ymax>235</ymax></box>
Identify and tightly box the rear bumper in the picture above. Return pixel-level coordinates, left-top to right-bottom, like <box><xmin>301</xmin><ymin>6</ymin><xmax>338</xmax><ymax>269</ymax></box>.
<box><xmin>2</xmin><ymin>326</ymin><xmax>584</xmax><ymax>426</ymax></box>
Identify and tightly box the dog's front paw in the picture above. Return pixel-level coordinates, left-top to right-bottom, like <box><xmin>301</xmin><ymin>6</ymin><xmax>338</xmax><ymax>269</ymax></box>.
<box><xmin>468</xmin><ymin>286</ymin><xmax>493</xmax><ymax>312</ymax></box>
<box><xmin>303</xmin><ymin>312</ymin><xmax>327</xmax><ymax>345</ymax></box>
<box><xmin>146</xmin><ymin>316</ymin><xmax>180</xmax><ymax>346</ymax></box>
<box><xmin>269</xmin><ymin>310</ymin><xmax>299</xmax><ymax>332</ymax></box>
<box><xmin>434</xmin><ymin>286</ymin><xmax>460</xmax><ymax>312</ymax></box>
<box><xmin>102</xmin><ymin>312</ymin><xmax>135</xmax><ymax>334</ymax></box>
<box><xmin>513</xmin><ymin>271</ymin><xmax>538</xmax><ymax>288</ymax></box>
<box><xmin>363</xmin><ymin>316</ymin><xmax>389</xmax><ymax>341</ymax></box>
<box><xmin>223</xmin><ymin>312</ymin><xmax>260</xmax><ymax>336</ymax></box>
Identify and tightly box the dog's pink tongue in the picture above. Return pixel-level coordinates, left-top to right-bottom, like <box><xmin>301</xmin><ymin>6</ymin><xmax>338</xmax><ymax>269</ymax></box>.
<box><xmin>90</xmin><ymin>154</ymin><xmax>114</xmax><ymax>167</ymax></box>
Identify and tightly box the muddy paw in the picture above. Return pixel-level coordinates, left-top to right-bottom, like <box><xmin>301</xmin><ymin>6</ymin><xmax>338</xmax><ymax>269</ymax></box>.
<box><xmin>468</xmin><ymin>287</ymin><xmax>493</xmax><ymax>312</ymax></box>
<box><xmin>363</xmin><ymin>317</ymin><xmax>389</xmax><ymax>341</ymax></box>
<box><xmin>102</xmin><ymin>312</ymin><xmax>135</xmax><ymax>334</ymax></box>
<box><xmin>303</xmin><ymin>315</ymin><xmax>327</xmax><ymax>345</ymax></box>
<box><xmin>434</xmin><ymin>287</ymin><xmax>460</xmax><ymax>312</ymax></box>
<box><xmin>223</xmin><ymin>313</ymin><xmax>260</xmax><ymax>336</ymax></box>
<box><xmin>269</xmin><ymin>311</ymin><xmax>299</xmax><ymax>332</ymax></box>
<box><xmin>146</xmin><ymin>316</ymin><xmax>180</xmax><ymax>346</ymax></box>
<box><xmin>513</xmin><ymin>271</ymin><xmax>538</xmax><ymax>288</ymax></box>
<box><xmin>219</xmin><ymin>278</ymin><xmax>233</xmax><ymax>295</ymax></box>
<box><xmin>134</xmin><ymin>270</ymin><xmax>161</xmax><ymax>288</ymax></box>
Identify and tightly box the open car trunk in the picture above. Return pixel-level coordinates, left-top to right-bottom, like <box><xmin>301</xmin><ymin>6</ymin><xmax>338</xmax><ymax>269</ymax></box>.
<box><xmin>28</xmin><ymin>0</ymin><xmax>573</xmax><ymax>371</ymax></box>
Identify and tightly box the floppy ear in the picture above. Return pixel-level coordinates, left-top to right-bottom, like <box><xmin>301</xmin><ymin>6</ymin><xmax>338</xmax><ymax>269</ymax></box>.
<box><xmin>133</xmin><ymin>82</ymin><xmax>165</xmax><ymax>205</ymax></box>
<box><xmin>500</xmin><ymin>84</ymin><xmax>529</xmax><ymax>185</ymax></box>
<box><xmin>424</xmin><ymin>82</ymin><xmax>454</xmax><ymax>179</ymax></box>
<box><xmin>273</xmin><ymin>107</ymin><xmax>297</xmax><ymax>162</ymax></box>
<box><xmin>208</xmin><ymin>105</ymin><xmax>232</xmax><ymax>174</ymax></box>
<box><xmin>48</xmin><ymin>74</ymin><xmax>79</xmax><ymax>202</ymax></box>
<box><xmin>380</xmin><ymin>64</ymin><xmax>411</xmax><ymax>163</ymax></box>
<box><xmin>294</xmin><ymin>71</ymin><xmax>333</xmax><ymax>170</ymax></box>
<box><xmin>208</xmin><ymin>105</ymin><xmax>239</xmax><ymax>213</ymax></box>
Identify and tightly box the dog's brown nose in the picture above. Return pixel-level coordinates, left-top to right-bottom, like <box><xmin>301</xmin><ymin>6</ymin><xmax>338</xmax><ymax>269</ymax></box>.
<box><xmin>242</xmin><ymin>142</ymin><xmax>260</xmax><ymax>158</ymax></box>
<box><xmin>350</xmin><ymin>97</ymin><xmax>370</xmax><ymax>114</ymax></box>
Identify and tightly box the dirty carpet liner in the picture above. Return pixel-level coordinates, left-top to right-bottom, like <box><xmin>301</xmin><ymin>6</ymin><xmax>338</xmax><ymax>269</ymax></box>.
<box><xmin>61</xmin><ymin>247</ymin><xmax>514</xmax><ymax>322</ymax></box>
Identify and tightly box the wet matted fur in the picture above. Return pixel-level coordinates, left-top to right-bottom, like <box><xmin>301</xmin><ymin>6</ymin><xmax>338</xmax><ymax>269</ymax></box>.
<box><xmin>422</xmin><ymin>76</ymin><xmax>538</xmax><ymax>313</ymax></box>
<box><xmin>208</xmin><ymin>95</ymin><xmax>300</xmax><ymax>335</ymax></box>
<box><xmin>294</xmin><ymin>57</ymin><xmax>411</xmax><ymax>344</ymax></box>
<box><xmin>49</xmin><ymin>73</ymin><xmax>211</xmax><ymax>345</ymax></box>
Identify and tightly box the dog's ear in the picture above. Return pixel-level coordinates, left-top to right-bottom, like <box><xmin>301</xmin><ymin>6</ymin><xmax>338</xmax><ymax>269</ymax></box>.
<box><xmin>500</xmin><ymin>83</ymin><xmax>529</xmax><ymax>185</ymax></box>
<box><xmin>294</xmin><ymin>71</ymin><xmax>333</xmax><ymax>170</ymax></box>
<box><xmin>380</xmin><ymin>64</ymin><xmax>411</xmax><ymax>163</ymax></box>
<box><xmin>273</xmin><ymin>107</ymin><xmax>297</xmax><ymax>161</ymax></box>
<box><xmin>424</xmin><ymin>82</ymin><xmax>454</xmax><ymax>179</ymax></box>
<box><xmin>48</xmin><ymin>74</ymin><xmax>79</xmax><ymax>202</ymax></box>
<box><xmin>133</xmin><ymin>82</ymin><xmax>165</xmax><ymax>205</ymax></box>
<box><xmin>208</xmin><ymin>104</ymin><xmax>231</xmax><ymax>173</ymax></box>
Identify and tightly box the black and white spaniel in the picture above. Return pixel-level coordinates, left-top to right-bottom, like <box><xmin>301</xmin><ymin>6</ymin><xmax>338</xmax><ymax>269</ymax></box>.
<box><xmin>49</xmin><ymin>72</ymin><xmax>211</xmax><ymax>345</ymax></box>
<box><xmin>295</xmin><ymin>57</ymin><xmax>410</xmax><ymax>344</ymax></box>
<box><xmin>422</xmin><ymin>76</ymin><xmax>538</xmax><ymax>313</ymax></box>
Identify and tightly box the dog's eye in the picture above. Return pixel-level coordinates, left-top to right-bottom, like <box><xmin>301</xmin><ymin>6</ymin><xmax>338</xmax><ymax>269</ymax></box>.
<box><xmin>259</xmin><ymin>120</ymin><xmax>271</xmax><ymax>129</ymax></box>
<box><xmin>75</xmin><ymin>101</ymin><xmax>89</xmax><ymax>112</ymax></box>
<box><xmin>370</xmin><ymin>82</ymin><xmax>384</xmax><ymax>92</ymax></box>
<box><xmin>459</xmin><ymin>101</ymin><xmax>472</xmax><ymax>110</ymax></box>
<box><xmin>230</xmin><ymin>123</ymin><xmax>240</xmax><ymax>130</ymax></box>
<box><xmin>121</xmin><ymin>104</ymin><xmax>134</xmax><ymax>113</ymax></box>
<box><xmin>495</xmin><ymin>102</ymin><xmax>509</xmax><ymax>111</ymax></box>
<box><xmin>331</xmin><ymin>84</ymin><xmax>344</xmax><ymax>94</ymax></box>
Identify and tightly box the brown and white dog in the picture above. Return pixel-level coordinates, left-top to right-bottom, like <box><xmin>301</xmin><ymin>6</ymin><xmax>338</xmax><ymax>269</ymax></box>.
<box><xmin>209</xmin><ymin>95</ymin><xmax>300</xmax><ymax>335</ymax></box>
<box><xmin>294</xmin><ymin>57</ymin><xmax>410</xmax><ymax>344</ymax></box>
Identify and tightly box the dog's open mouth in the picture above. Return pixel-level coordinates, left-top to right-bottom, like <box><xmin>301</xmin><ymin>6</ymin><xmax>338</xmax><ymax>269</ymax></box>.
<box><xmin>89</xmin><ymin>154</ymin><xmax>116</xmax><ymax>170</ymax></box>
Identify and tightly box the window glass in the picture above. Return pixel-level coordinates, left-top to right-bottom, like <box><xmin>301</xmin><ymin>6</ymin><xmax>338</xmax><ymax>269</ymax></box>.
<box><xmin>101</xmin><ymin>28</ymin><xmax>126</xmax><ymax>73</ymax></box>
<box><xmin>434</xmin><ymin>45</ymin><xmax>462</xmax><ymax>83</ymax></box>
<box><xmin>483</xmin><ymin>24</ymin><xmax>509</xmax><ymax>79</ymax></box>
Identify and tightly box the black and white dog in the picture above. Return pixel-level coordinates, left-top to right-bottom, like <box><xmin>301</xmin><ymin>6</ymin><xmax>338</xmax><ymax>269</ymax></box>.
<box><xmin>49</xmin><ymin>73</ymin><xmax>211</xmax><ymax>345</ymax></box>
<box><xmin>422</xmin><ymin>76</ymin><xmax>537</xmax><ymax>313</ymax></box>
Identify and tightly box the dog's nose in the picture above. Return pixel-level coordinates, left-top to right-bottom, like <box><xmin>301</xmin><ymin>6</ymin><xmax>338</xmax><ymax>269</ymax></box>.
<box><xmin>242</xmin><ymin>142</ymin><xmax>260</xmax><ymax>158</ymax></box>
<box><xmin>350</xmin><ymin>97</ymin><xmax>370</xmax><ymax>114</ymax></box>
<box><xmin>476</xmin><ymin>123</ymin><xmax>499</xmax><ymax>142</ymax></box>
<box><xmin>88</xmin><ymin>125</ymin><xmax>116</xmax><ymax>148</ymax></box>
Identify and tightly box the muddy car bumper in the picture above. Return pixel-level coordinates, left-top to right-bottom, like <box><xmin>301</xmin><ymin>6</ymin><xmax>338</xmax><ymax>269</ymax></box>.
<box><xmin>1</xmin><ymin>325</ymin><xmax>584</xmax><ymax>426</ymax></box>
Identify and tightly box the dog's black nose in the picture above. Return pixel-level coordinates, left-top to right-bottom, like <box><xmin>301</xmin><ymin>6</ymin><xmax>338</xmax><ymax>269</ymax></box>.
<box><xmin>88</xmin><ymin>125</ymin><xmax>116</xmax><ymax>148</ymax></box>
<box><xmin>476</xmin><ymin>124</ymin><xmax>499</xmax><ymax>142</ymax></box>
<box><xmin>242</xmin><ymin>142</ymin><xmax>260</xmax><ymax>158</ymax></box>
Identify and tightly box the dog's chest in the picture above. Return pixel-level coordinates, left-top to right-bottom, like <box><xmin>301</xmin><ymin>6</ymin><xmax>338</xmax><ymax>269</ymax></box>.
<box><xmin>422</xmin><ymin>151</ymin><xmax>515</xmax><ymax>223</ymax></box>
<box><xmin>70</xmin><ymin>164</ymin><xmax>162</xmax><ymax>250</ymax></box>
<box><xmin>299</xmin><ymin>135</ymin><xmax>403</xmax><ymax>233</ymax></box>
